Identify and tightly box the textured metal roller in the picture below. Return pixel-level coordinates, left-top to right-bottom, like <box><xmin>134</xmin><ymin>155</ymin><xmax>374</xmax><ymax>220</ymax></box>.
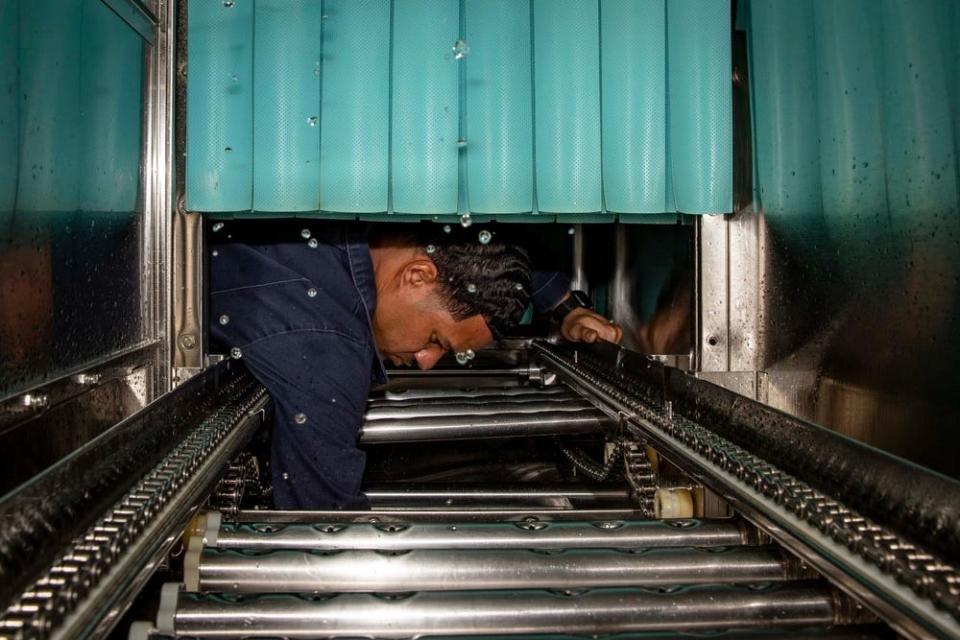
<box><xmin>205</xmin><ymin>519</ymin><xmax>753</xmax><ymax>552</ymax></box>
<box><xmin>359</xmin><ymin>410</ymin><xmax>611</xmax><ymax>443</ymax></box>
<box><xmin>161</xmin><ymin>583</ymin><xmax>845</xmax><ymax>638</ymax></box>
<box><xmin>189</xmin><ymin>546</ymin><xmax>802</xmax><ymax>593</ymax></box>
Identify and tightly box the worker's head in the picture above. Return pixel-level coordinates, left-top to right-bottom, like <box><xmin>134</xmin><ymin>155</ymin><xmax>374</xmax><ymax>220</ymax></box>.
<box><xmin>369</xmin><ymin>226</ymin><xmax>531</xmax><ymax>369</ymax></box>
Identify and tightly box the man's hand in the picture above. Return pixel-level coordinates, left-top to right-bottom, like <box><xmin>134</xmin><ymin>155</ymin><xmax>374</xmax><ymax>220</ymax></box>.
<box><xmin>560</xmin><ymin>307</ymin><xmax>623</xmax><ymax>344</ymax></box>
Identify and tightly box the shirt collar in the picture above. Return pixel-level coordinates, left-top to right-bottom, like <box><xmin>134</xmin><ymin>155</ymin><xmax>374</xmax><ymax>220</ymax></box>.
<box><xmin>343</xmin><ymin>224</ymin><xmax>388</xmax><ymax>384</ymax></box>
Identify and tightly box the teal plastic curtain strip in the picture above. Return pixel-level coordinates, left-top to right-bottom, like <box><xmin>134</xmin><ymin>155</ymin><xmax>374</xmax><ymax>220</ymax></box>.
<box><xmin>185</xmin><ymin>0</ymin><xmax>733</xmax><ymax>221</ymax></box>
<box><xmin>747</xmin><ymin>0</ymin><xmax>959</xmax><ymax>232</ymax></box>
<box><xmin>0</xmin><ymin>0</ymin><xmax>142</xmax><ymax>214</ymax></box>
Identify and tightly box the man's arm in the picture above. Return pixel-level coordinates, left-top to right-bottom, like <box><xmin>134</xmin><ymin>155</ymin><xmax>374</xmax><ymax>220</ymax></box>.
<box><xmin>230</xmin><ymin>330</ymin><xmax>373</xmax><ymax>510</ymax></box>
<box><xmin>530</xmin><ymin>271</ymin><xmax>623</xmax><ymax>344</ymax></box>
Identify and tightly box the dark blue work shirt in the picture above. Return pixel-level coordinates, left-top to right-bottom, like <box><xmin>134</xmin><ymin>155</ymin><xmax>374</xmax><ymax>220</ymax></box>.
<box><xmin>209</xmin><ymin>221</ymin><xmax>569</xmax><ymax>509</ymax></box>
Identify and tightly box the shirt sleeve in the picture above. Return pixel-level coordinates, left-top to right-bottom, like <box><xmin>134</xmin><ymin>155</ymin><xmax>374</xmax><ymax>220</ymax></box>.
<box><xmin>529</xmin><ymin>270</ymin><xmax>571</xmax><ymax>314</ymax></box>
<box><xmin>236</xmin><ymin>329</ymin><xmax>374</xmax><ymax>510</ymax></box>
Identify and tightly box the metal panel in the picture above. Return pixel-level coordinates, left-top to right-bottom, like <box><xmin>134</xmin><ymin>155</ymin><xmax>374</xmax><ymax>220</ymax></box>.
<box><xmin>390</xmin><ymin>0</ymin><xmax>460</xmax><ymax>215</ymax></box>
<box><xmin>667</xmin><ymin>0</ymin><xmax>733</xmax><ymax>214</ymax></box>
<box><xmin>532</xmin><ymin>0</ymin><xmax>603</xmax><ymax>215</ymax></box>
<box><xmin>319</xmin><ymin>0</ymin><xmax>391</xmax><ymax>213</ymax></box>
<box><xmin>184</xmin><ymin>0</ymin><xmax>253</xmax><ymax>211</ymax></box>
<box><xmin>464</xmin><ymin>0</ymin><xmax>534</xmax><ymax>215</ymax></box>
<box><xmin>252</xmin><ymin>0</ymin><xmax>321</xmax><ymax>212</ymax></box>
<box><xmin>600</xmin><ymin>0</ymin><xmax>667</xmax><ymax>215</ymax></box>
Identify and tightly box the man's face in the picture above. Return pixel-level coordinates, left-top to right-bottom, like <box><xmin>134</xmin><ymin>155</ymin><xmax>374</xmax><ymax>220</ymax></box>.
<box><xmin>371</xmin><ymin>261</ymin><xmax>494</xmax><ymax>370</ymax></box>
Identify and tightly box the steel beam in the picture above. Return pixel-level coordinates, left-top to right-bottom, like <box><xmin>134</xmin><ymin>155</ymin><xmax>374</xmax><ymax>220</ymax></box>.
<box><xmin>362</xmin><ymin>484</ymin><xmax>628</xmax><ymax>507</ymax></box>
<box><xmin>371</xmin><ymin>386</ymin><xmax>570</xmax><ymax>403</ymax></box>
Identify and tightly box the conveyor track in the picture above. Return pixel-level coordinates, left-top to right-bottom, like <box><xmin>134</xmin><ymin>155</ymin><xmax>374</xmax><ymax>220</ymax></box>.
<box><xmin>135</xmin><ymin>374</ymin><xmax>891</xmax><ymax>640</ymax></box>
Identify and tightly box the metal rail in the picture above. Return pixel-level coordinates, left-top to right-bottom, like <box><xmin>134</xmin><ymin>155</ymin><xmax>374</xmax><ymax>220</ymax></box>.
<box><xmin>203</xmin><ymin>518</ymin><xmax>756</xmax><ymax>551</ymax></box>
<box><xmin>159</xmin><ymin>583</ymin><xmax>850</xmax><ymax>638</ymax></box>
<box><xmin>0</xmin><ymin>363</ymin><xmax>268</xmax><ymax>640</ymax></box>
<box><xmin>533</xmin><ymin>341</ymin><xmax>960</xmax><ymax>639</ymax></box>
<box><xmin>189</xmin><ymin>546</ymin><xmax>801</xmax><ymax>593</ymax></box>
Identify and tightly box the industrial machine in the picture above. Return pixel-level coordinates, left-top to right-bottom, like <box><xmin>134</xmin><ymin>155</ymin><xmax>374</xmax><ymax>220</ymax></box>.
<box><xmin>2</xmin><ymin>0</ymin><xmax>959</xmax><ymax>639</ymax></box>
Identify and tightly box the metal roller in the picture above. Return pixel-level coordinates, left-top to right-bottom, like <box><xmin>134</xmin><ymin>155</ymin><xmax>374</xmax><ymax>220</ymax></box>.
<box><xmin>371</xmin><ymin>385</ymin><xmax>570</xmax><ymax>403</ymax></box>
<box><xmin>359</xmin><ymin>411</ymin><xmax>610</xmax><ymax>443</ymax></box>
<box><xmin>189</xmin><ymin>546</ymin><xmax>801</xmax><ymax>593</ymax></box>
<box><xmin>161</xmin><ymin>583</ymin><xmax>843</xmax><ymax>638</ymax></box>
<box><xmin>205</xmin><ymin>519</ymin><xmax>754</xmax><ymax>552</ymax></box>
<box><xmin>364</xmin><ymin>400</ymin><xmax>596</xmax><ymax>421</ymax></box>
<box><xmin>362</xmin><ymin>484</ymin><xmax>628</xmax><ymax>507</ymax></box>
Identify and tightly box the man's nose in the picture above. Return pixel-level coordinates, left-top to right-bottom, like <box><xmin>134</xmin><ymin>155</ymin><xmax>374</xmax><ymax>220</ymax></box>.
<box><xmin>414</xmin><ymin>345</ymin><xmax>446</xmax><ymax>370</ymax></box>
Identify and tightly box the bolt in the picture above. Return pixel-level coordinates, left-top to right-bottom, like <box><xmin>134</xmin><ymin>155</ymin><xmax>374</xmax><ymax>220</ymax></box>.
<box><xmin>179</xmin><ymin>334</ymin><xmax>198</xmax><ymax>350</ymax></box>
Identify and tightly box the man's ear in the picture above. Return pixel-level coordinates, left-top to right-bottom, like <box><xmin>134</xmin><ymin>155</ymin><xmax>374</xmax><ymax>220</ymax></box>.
<box><xmin>401</xmin><ymin>259</ymin><xmax>439</xmax><ymax>289</ymax></box>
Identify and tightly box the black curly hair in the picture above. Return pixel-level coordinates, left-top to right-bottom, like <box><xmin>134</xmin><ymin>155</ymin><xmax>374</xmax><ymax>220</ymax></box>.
<box><xmin>421</xmin><ymin>227</ymin><xmax>531</xmax><ymax>336</ymax></box>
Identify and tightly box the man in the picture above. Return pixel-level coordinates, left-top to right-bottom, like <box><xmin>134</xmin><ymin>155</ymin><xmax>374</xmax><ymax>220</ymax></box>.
<box><xmin>209</xmin><ymin>221</ymin><xmax>621</xmax><ymax>509</ymax></box>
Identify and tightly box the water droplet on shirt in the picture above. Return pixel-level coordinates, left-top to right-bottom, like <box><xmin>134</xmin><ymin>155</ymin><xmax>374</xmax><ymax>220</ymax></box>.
<box><xmin>219</xmin><ymin>314</ymin><xmax>230</xmax><ymax>325</ymax></box>
<box><xmin>478</xmin><ymin>230</ymin><xmax>492</xmax><ymax>245</ymax></box>
<box><xmin>331</xmin><ymin>398</ymin><xmax>336</xmax><ymax>403</ymax></box>
<box><xmin>230</xmin><ymin>347</ymin><xmax>242</xmax><ymax>359</ymax></box>
<box><xmin>466</xmin><ymin>283</ymin><xmax>477</xmax><ymax>293</ymax></box>
<box><xmin>307</xmin><ymin>116</ymin><xmax>318</xmax><ymax>127</ymax></box>
<box><xmin>460</xmin><ymin>213</ymin><xmax>472</xmax><ymax>228</ymax></box>
<box><xmin>301</xmin><ymin>228</ymin><xmax>312</xmax><ymax>239</ymax></box>
<box><xmin>308</xmin><ymin>237</ymin><xmax>319</xmax><ymax>248</ymax></box>
<box><xmin>212</xmin><ymin>222</ymin><xmax>225</xmax><ymax>232</ymax></box>
<box><xmin>452</xmin><ymin>39</ymin><xmax>470</xmax><ymax>60</ymax></box>
<box><xmin>294</xmin><ymin>413</ymin><xmax>307</xmax><ymax>424</ymax></box>
<box><xmin>307</xmin><ymin>287</ymin><xmax>318</xmax><ymax>298</ymax></box>
<box><xmin>514</xmin><ymin>282</ymin><xmax>523</xmax><ymax>291</ymax></box>
<box><xmin>282</xmin><ymin>472</ymin><xmax>289</xmax><ymax>480</ymax></box>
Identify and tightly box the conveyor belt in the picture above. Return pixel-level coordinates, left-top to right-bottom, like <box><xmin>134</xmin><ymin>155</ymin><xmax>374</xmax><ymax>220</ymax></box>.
<box><xmin>131</xmin><ymin>376</ymin><xmax>899</xmax><ymax>638</ymax></box>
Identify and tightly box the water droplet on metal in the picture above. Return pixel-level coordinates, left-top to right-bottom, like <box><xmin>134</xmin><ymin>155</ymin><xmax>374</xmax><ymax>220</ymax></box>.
<box><xmin>301</xmin><ymin>228</ymin><xmax>312</xmax><ymax>239</ymax></box>
<box><xmin>460</xmin><ymin>213</ymin><xmax>472</xmax><ymax>228</ymax></box>
<box><xmin>219</xmin><ymin>314</ymin><xmax>230</xmax><ymax>325</ymax></box>
<box><xmin>466</xmin><ymin>283</ymin><xmax>477</xmax><ymax>293</ymax></box>
<box><xmin>308</xmin><ymin>238</ymin><xmax>319</xmax><ymax>248</ymax></box>
<box><xmin>307</xmin><ymin>287</ymin><xmax>318</xmax><ymax>298</ymax></box>
<box><xmin>223</xmin><ymin>0</ymin><xmax>234</xmax><ymax>7</ymax></box>
<box><xmin>425</xmin><ymin>244</ymin><xmax>437</xmax><ymax>255</ymax></box>
<box><xmin>456</xmin><ymin>138</ymin><xmax>467</xmax><ymax>148</ymax></box>
<box><xmin>212</xmin><ymin>249</ymin><xmax>219</xmax><ymax>257</ymax></box>
<box><xmin>230</xmin><ymin>347</ymin><xmax>242</xmax><ymax>359</ymax></box>
<box><xmin>452</xmin><ymin>39</ymin><xmax>470</xmax><ymax>59</ymax></box>
<box><xmin>294</xmin><ymin>413</ymin><xmax>307</xmax><ymax>424</ymax></box>
<box><xmin>455</xmin><ymin>351</ymin><xmax>470</xmax><ymax>365</ymax></box>
<box><xmin>478</xmin><ymin>230</ymin><xmax>492</xmax><ymax>244</ymax></box>
<box><xmin>567</xmin><ymin>227</ymin><xmax>575</xmax><ymax>235</ymax></box>
<box><xmin>443</xmin><ymin>224</ymin><xmax>452</xmax><ymax>233</ymax></box>
<box><xmin>465</xmin><ymin>349</ymin><xmax>475</xmax><ymax>360</ymax></box>
<box><xmin>307</xmin><ymin>116</ymin><xmax>318</xmax><ymax>127</ymax></box>
<box><xmin>212</xmin><ymin>222</ymin><xmax>225</xmax><ymax>232</ymax></box>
